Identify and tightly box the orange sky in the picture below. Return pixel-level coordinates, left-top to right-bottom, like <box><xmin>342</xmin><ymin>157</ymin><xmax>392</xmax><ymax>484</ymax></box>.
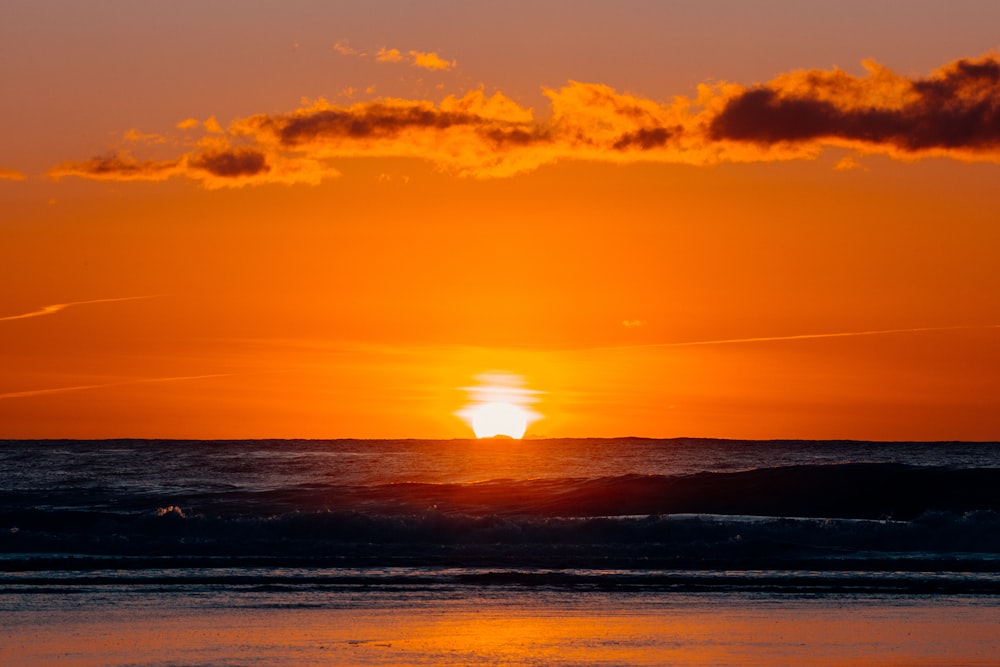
<box><xmin>2</xmin><ymin>2</ymin><xmax>999</xmax><ymax>439</ymax></box>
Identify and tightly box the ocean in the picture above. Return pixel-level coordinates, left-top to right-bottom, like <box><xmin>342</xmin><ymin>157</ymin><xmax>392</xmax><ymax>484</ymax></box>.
<box><xmin>3</xmin><ymin>438</ymin><xmax>1000</xmax><ymax>665</ymax></box>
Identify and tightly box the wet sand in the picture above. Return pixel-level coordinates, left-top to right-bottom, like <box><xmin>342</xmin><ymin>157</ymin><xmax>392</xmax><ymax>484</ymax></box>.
<box><xmin>3</xmin><ymin>589</ymin><xmax>999</xmax><ymax>666</ymax></box>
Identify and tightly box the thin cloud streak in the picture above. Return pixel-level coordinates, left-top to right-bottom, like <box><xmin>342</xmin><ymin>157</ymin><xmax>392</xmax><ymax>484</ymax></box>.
<box><xmin>0</xmin><ymin>374</ymin><xmax>234</xmax><ymax>400</ymax></box>
<box><xmin>591</xmin><ymin>324</ymin><xmax>1000</xmax><ymax>352</ymax></box>
<box><xmin>0</xmin><ymin>295</ymin><xmax>160</xmax><ymax>322</ymax></box>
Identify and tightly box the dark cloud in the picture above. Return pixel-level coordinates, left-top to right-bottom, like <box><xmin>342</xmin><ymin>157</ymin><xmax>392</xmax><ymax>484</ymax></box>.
<box><xmin>710</xmin><ymin>55</ymin><xmax>1000</xmax><ymax>154</ymax></box>
<box><xmin>189</xmin><ymin>147</ymin><xmax>270</xmax><ymax>177</ymax></box>
<box><xmin>273</xmin><ymin>104</ymin><xmax>534</xmax><ymax>147</ymax></box>
<box><xmin>50</xmin><ymin>154</ymin><xmax>180</xmax><ymax>181</ymax></box>
<box><xmin>50</xmin><ymin>146</ymin><xmax>330</xmax><ymax>188</ymax></box>
<box><xmin>281</xmin><ymin>106</ymin><xmax>463</xmax><ymax>143</ymax></box>
<box><xmin>612</xmin><ymin>126</ymin><xmax>677</xmax><ymax>151</ymax></box>
<box><xmin>482</xmin><ymin>127</ymin><xmax>543</xmax><ymax>148</ymax></box>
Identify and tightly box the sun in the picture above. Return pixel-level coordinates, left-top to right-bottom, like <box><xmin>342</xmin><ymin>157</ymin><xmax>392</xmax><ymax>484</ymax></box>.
<box><xmin>456</xmin><ymin>372</ymin><xmax>541</xmax><ymax>439</ymax></box>
<box><xmin>466</xmin><ymin>401</ymin><xmax>531</xmax><ymax>439</ymax></box>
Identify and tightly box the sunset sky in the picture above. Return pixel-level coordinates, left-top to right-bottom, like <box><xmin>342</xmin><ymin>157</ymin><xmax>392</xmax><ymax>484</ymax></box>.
<box><xmin>2</xmin><ymin>1</ymin><xmax>999</xmax><ymax>439</ymax></box>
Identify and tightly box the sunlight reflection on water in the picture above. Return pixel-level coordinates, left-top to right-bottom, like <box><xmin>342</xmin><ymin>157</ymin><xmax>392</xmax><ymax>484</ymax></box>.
<box><xmin>3</xmin><ymin>589</ymin><xmax>999</xmax><ymax>666</ymax></box>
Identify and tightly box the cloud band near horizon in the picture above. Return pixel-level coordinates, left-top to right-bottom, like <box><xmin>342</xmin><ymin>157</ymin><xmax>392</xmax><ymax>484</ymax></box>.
<box><xmin>49</xmin><ymin>52</ymin><xmax>1000</xmax><ymax>186</ymax></box>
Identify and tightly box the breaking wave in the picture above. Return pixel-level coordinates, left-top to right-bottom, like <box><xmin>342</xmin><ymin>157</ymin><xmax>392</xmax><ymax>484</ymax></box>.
<box><xmin>3</xmin><ymin>464</ymin><xmax>1000</xmax><ymax>570</ymax></box>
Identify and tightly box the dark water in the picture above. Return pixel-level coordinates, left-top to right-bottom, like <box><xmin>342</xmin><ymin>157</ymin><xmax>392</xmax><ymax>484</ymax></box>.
<box><xmin>2</xmin><ymin>438</ymin><xmax>1000</xmax><ymax>593</ymax></box>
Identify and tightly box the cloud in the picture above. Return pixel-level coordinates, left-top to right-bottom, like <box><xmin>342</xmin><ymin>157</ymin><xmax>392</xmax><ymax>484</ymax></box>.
<box><xmin>50</xmin><ymin>154</ymin><xmax>182</xmax><ymax>182</ymax></box>
<box><xmin>332</xmin><ymin>39</ymin><xmax>360</xmax><ymax>57</ymax></box>
<box><xmin>612</xmin><ymin>127</ymin><xmax>675</xmax><ymax>151</ymax></box>
<box><xmin>708</xmin><ymin>54</ymin><xmax>1000</xmax><ymax>160</ymax></box>
<box><xmin>204</xmin><ymin>116</ymin><xmax>224</xmax><ymax>134</ymax></box>
<box><xmin>227</xmin><ymin>83</ymin><xmax>712</xmax><ymax>177</ymax></box>
<box><xmin>0</xmin><ymin>168</ymin><xmax>26</xmax><ymax>181</ymax></box>
<box><xmin>594</xmin><ymin>324</ymin><xmax>1000</xmax><ymax>351</ymax></box>
<box><xmin>409</xmin><ymin>50</ymin><xmax>454</xmax><ymax>71</ymax></box>
<box><xmin>373</xmin><ymin>46</ymin><xmax>455</xmax><ymax>70</ymax></box>
<box><xmin>178</xmin><ymin>117</ymin><xmax>224</xmax><ymax>133</ymax></box>
<box><xmin>189</xmin><ymin>147</ymin><xmax>270</xmax><ymax>177</ymax></box>
<box><xmin>50</xmin><ymin>144</ymin><xmax>339</xmax><ymax>189</ymax></box>
<box><xmin>0</xmin><ymin>295</ymin><xmax>158</xmax><ymax>322</ymax></box>
<box><xmin>375</xmin><ymin>47</ymin><xmax>404</xmax><ymax>63</ymax></box>
<box><xmin>833</xmin><ymin>156</ymin><xmax>865</xmax><ymax>171</ymax></box>
<box><xmin>231</xmin><ymin>90</ymin><xmax>548</xmax><ymax>177</ymax></box>
<box><xmin>123</xmin><ymin>128</ymin><xmax>166</xmax><ymax>144</ymax></box>
<box><xmin>0</xmin><ymin>374</ymin><xmax>233</xmax><ymax>400</ymax></box>
<box><xmin>49</xmin><ymin>52</ymin><xmax>1000</xmax><ymax>186</ymax></box>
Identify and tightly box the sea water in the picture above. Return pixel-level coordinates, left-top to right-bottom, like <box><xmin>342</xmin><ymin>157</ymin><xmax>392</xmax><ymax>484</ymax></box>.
<box><xmin>2</xmin><ymin>438</ymin><xmax>1000</xmax><ymax>665</ymax></box>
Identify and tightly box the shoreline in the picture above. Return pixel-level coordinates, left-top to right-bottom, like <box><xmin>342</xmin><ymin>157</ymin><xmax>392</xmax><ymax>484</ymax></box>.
<box><xmin>5</xmin><ymin>563</ymin><xmax>1000</xmax><ymax>596</ymax></box>
<box><xmin>4</xmin><ymin>587</ymin><xmax>999</xmax><ymax>666</ymax></box>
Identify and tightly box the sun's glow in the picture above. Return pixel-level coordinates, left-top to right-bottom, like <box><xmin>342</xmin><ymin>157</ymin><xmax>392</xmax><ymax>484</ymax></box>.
<box><xmin>466</xmin><ymin>401</ymin><xmax>530</xmax><ymax>438</ymax></box>
<box><xmin>457</xmin><ymin>372</ymin><xmax>541</xmax><ymax>439</ymax></box>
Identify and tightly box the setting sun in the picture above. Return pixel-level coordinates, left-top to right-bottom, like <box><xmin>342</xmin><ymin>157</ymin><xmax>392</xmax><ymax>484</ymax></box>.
<box><xmin>457</xmin><ymin>372</ymin><xmax>541</xmax><ymax>439</ymax></box>
<box><xmin>465</xmin><ymin>401</ymin><xmax>531</xmax><ymax>438</ymax></box>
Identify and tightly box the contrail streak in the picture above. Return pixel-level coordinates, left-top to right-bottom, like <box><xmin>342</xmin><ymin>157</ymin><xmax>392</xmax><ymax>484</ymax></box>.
<box><xmin>594</xmin><ymin>324</ymin><xmax>1000</xmax><ymax>352</ymax></box>
<box><xmin>0</xmin><ymin>295</ymin><xmax>159</xmax><ymax>322</ymax></box>
<box><xmin>0</xmin><ymin>374</ymin><xmax>233</xmax><ymax>400</ymax></box>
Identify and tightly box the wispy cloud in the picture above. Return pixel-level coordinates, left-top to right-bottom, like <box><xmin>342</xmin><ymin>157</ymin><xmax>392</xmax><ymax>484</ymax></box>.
<box><xmin>0</xmin><ymin>374</ymin><xmax>233</xmax><ymax>400</ymax></box>
<box><xmin>178</xmin><ymin>116</ymin><xmax>224</xmax><ymax>133</ymax></box>
<box><xmin>50</xmin><ymin>154</ymin><xmax>182</xmax><ymax>183</ymax></box>
<box><xmin>0</xmin><ymin>167</ymin><xmax>26</xmax><ymax>181</ymax></box>
<box><xmin>594</xmin><ymin>324</ymin><xmax>1000</xmax><ymax>352</ymax></box>
<box><xmin>51</xmin><ymin>143</ymin><xmax>339</xmax><ymax>188</ymax></box>
<box><xmin>833</xmin><ymin>156</ymin><xmax>866</xmax><ymax>171</ymax></box>
<box><xmin>332</xmin><ymin>39</ymin><xmax>362</xmax><ymax>57</ymax></box>
<box><xmin>49</xmin><ymin>52</ymin><xmax>1000</xmax><ymax>185</ymax></box>
<box><xmin>375</xmin><ymin>47</ymin><xmax>405</xmax><ymax>63</ymax></box>
<box><xmin>368</xmin><ymin>45</ymin><xmax>454</xmax><ymax>70</ymax></box>
<box><xmin>408</xmin><ymin>50</ymin><xmax>454</xmax><ymax>71</ymax></box>
<box><xmin>0</xmin><ymin>295</ymin><xmax>159</xmax><ymax>322</ymax></box>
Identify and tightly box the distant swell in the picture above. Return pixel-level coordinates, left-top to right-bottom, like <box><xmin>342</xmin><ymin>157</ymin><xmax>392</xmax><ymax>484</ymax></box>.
<box><xmin>3</xmin><ymin>463</ymin><xmax>1000</xmax><ymax>520</ymax></box>
<box><xmin>358</xmin><ymin>464</ymin><xmax>1000</xmax><ymax>520</ymax></box>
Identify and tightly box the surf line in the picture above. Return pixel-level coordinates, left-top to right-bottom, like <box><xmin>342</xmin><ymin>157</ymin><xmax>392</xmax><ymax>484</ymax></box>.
<box><xmin>0</xmin><ymin>295</ymin><xmax>160</xmax><ymax>322</ymax></box>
